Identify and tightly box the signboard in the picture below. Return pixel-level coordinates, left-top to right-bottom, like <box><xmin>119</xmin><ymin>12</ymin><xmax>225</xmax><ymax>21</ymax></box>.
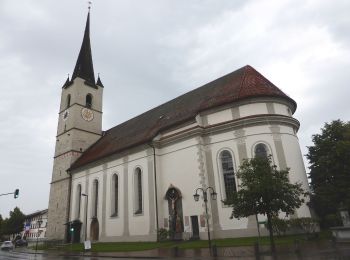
<box><xmin>200</xmin><ymin>215</ymin><xmax>206</xmax><ymax>227</ymax></box>
<box><xmin>84</xmin><ymin>240</ymin><xmax>91</xmax><ymax>250</ymax></box>
<box><xmin>25</xmin><ymin>222</ymin><xmax>30</xmax><ymax>232</ymax></box>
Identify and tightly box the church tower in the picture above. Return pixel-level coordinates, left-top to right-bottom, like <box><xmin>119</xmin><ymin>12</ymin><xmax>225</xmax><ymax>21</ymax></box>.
<box><xmin>46</xmin><ymin>11</ymin><xmax>104</xmax><ymax>241</ymax></box>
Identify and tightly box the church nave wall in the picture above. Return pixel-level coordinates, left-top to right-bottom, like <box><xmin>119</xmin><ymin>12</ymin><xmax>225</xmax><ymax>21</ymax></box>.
<box><xmin>280</xmin><ymin>134</ymin><xmax>311</xmax><ymax>218</ymax></box>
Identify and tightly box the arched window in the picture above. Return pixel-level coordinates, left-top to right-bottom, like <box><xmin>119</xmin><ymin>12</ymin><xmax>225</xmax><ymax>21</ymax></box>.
<box><xmin>111</xmin><ymin>174</ymin><xmax>118</xmax><ymax>216</ymax></box>
<box><xmin>92</xmin><ymin>180</ymin><xmax>98</xmax><ymax>217</ymax></box>
<box><xmin>134</xmin><ymin>168</ymin><xmax>143</xmax><ymax>214</ymax></box>
<box><xmin>76</xmin><ymin>184</ymin><xmax>81</xmax><ymax>219</ymax></box>
<box><xmin>66</xmin><ymin>94</ymin><xmax>71</xmax><ymax>108</ymax></box>
<box><xmin>86</xmin><ymin>94</ymin><xmax>92</xmax><ymax>108</ymax></box>
<box><xmin>220</xmin><ymin>150</ymin><xmax>236</xmax><ymax>200</ymax></box>
<box><xmin>255</xmin><ymin>143</ymin><xmax>268</xmax><ymax>158</ymax></box>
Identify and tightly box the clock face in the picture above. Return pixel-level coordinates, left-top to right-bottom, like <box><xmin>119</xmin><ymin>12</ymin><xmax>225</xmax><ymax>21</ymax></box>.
<box><xmin>81</xmin><ymin>108</ymin><xmax>94</xmax><ymax>121</ymax></box>
<box><xmin>62</xmin><ymin>109</ymin><xmax>69</xmax><ymax>121</ymax></box>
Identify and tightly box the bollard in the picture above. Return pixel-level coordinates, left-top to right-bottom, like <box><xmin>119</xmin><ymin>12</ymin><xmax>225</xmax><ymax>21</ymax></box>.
<box><xmin>294</xmin><ymin>239</ymin><xmax>302</xmax><ymax>259</ymax></box>
<box><xmin>331</xmin><ymin>237</ymin><xmax>340</xmax><ymax>258</ymax></box>
<box><xmin>254</xmin><ymin>241</ymin><xmax>260</xmax><ymax>260</ymax></box>
<box><xmin>173</xmin><ymin>246</ymin><xmax>179</xmax><ymax>257</ymax></box>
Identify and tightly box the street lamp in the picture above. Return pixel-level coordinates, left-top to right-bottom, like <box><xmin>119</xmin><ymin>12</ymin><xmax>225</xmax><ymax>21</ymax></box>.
<box><xmin>81</xmin><ymin>193</ymin><xmax>89</xmax><ymax>242</ymax></box>
<box><xmin>35</xmin><ymin>218</ymin><xmax>43</xmax><ymax>255</ymax></box>
<box><xmin>193</xmin><ymin>186</ymin><xmax>217</xmax><ymax>254</ymax></box>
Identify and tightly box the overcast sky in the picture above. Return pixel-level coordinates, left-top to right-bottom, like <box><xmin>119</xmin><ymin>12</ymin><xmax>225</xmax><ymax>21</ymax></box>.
<box><xmin>0</xmin><ymin>0</ymin><xmax>349</xmax><ymax>218</ymax></box>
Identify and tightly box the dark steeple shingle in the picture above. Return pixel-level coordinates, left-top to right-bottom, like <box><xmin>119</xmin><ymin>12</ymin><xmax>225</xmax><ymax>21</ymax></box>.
<box><xmin>72</xmin><ymin>12</ymin><xmax>95</xmax><ymax>84</ymax></box>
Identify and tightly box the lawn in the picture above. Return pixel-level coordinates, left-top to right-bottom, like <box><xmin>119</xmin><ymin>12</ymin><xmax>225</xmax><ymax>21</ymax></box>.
<box><xmin>51</xmin><ymin>231</ymin><xmax>331</xmax><ymax>253</ymax></box>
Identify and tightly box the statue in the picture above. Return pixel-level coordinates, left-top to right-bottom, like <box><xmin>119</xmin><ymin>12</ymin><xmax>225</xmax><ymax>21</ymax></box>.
<box><xmin>340</xmin><ymin>210</ymin><xmax>350</xmax><ymax>227</ymax></box>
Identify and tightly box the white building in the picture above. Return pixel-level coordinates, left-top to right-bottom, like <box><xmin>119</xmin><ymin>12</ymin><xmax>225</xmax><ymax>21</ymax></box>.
<box><xmin>46</xmin><ymin>11</ymin><xmax>311</xmax><ymax>242</ymax></box>
<box><xmin>23</xmin><ymin>209</ymin><xmax>48</xmax><ymax>242</ymax></box>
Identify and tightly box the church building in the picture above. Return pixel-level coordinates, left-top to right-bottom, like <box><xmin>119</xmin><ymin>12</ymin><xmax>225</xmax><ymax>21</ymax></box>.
<box><xmin>46</xmin><ymin>12</ymin><xmax>311</xmax><ymax>242</ymax></box>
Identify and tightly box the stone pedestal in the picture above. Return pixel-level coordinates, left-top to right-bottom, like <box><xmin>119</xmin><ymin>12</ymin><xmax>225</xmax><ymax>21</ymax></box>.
<box><xmin>331</xmin><ymin>209</ymin><xmax>350</xmax><ymax>241</ymax></box>
<box><xmin>331</xmin><ymin>226</ymin><xmax>350</xmax><ymax>241</ymax></box>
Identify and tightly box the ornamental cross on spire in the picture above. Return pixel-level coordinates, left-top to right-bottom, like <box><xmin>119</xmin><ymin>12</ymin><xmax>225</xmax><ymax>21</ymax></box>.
<box><xmin>88</xmin><ymin>1</ymin><xmax>92</xmax><ymax>12</ymax></box>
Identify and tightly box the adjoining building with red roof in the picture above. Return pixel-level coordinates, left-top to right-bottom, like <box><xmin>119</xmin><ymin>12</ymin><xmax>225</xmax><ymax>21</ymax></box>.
<box><xmin>46</xmin><ymin>11</ymin><xmax>311</xmax><ymax>243</ymax></box>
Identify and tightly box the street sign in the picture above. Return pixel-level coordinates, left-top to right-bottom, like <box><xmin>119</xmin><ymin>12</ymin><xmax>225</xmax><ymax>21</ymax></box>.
<box><xmin>84</xmin><ymin>240</ymin><xmax>91</xmax><ymax>250</ymax></box>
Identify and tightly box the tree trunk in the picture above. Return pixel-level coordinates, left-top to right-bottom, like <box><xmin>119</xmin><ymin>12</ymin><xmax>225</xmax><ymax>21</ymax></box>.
<box><xmin>267</xmin><ymin>212</ymin><xmax>276</xmax><ymax>259</ymax></box>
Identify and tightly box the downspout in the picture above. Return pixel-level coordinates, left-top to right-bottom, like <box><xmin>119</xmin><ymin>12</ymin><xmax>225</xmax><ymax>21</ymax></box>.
<box><xmin>66</xmin><ymin>169</ymin><xmax>72</xmax><ymax>243</ymax></box>
<box><xmin>149</xmin><ymin>142</ymin><xmax>159</xmax><ymax>241</ymax></box>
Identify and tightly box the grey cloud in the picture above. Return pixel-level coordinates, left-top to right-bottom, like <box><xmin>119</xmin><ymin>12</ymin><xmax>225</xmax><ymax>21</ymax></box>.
<box><xmin>0</xmin><ymin>0</ymin><xmax>349</xmax><ymax>217</ymax></box>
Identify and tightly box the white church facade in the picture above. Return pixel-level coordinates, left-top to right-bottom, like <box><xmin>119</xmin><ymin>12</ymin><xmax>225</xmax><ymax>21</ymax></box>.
<box><xmin>46</xmin><ymin>12</ymin><xmax>311</xmax><ymax>243</ymax></box>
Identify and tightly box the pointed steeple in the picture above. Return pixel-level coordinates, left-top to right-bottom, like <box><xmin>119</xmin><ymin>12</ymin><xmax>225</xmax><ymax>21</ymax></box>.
<box><xmin>72</xmin><ymin>11</ymin><xmax>95</xmax><ymax>85</ymax></box>
<box><xmin>96</xmin><ymin>74</ymin><xmax>104</xmax><ymax>88</ymax></box>
<box><xmin>62</xmin><ymin>75</ymin><xmax>70</xmax><ymax>88</ymax></box>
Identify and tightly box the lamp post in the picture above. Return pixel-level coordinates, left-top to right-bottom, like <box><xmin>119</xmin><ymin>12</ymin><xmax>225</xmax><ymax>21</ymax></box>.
<box><xmin>193</xmin><ymin>186</ymin><xmax>217</xmax><ymax>254</ymax></box>
<box><xmin>81</xmin><ymin>193</ymin><xmax>89</xmax><ymax>242</ymax></box>
<box><xmin>35</xmin><ymin>218</ymin><xmax>43</xmax><ymax>255</ymax></box>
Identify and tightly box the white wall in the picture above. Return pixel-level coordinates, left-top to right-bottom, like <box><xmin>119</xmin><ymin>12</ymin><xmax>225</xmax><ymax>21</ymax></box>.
<box><xmin>69</xmin><ymin>100</ymin><xmax>310</xmax><ymax>241</ymax></box>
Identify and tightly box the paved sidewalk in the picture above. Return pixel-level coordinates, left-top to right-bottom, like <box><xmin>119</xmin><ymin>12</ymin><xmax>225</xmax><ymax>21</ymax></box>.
<box><xmin>13</xmin><ymin>241</ymin><xmax>350</xmax><ymax>259</ymax></box>
<box><xmin>14</xmin><ymin>246</ymin><xmax>256</xmax><ymax>259</ymax></box>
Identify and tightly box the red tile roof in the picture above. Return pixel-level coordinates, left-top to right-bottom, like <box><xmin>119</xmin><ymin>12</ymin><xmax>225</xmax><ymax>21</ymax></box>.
<box><xmin>70</xmin><ymin>65</ymin><xmax>296</xmax><ymax>171</ymax></box>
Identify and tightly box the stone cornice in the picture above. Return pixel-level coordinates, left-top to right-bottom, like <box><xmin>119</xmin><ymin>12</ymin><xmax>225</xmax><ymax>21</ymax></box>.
<box><xmin>59</xmin><ymin>103</ymin><xmax>103</xmax><ymax>114</ymax></box>
<box><xmin>56</xmin><ymin>127</ymin><xmax>102</xmax><ymax>138</ymax></box>
<box><xmin>50</xmin><ymin>176</ymin><xmax>70</xmax><ymax>185</ymax></box>
<box><xmin>155</xmin><ymin>114</ymin><xmax>299</xmax><ymax>147</ymax></box>
<box><xmin>54</xmin><ymin>149</ymin><xmax>83</xmax><ymax>159</ymax></box>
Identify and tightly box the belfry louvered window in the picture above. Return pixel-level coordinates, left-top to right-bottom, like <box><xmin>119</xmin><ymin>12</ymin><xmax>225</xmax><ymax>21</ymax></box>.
<box><xmin>86</xmin><ymin>94</ymin><xmax>92</xmax><ymax>108</ymax></box>
<box><xmin>66</xmin><ymin>94</ymin><xmax>71</xmax><ymax>108</ymax></box>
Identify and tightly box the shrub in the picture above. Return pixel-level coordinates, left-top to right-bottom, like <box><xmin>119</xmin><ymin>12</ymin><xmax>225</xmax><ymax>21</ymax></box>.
<box><xmin>323</xmin><ymin>214</ymin><xmax>342</xmax><ymax>228</ymax></box>
<box><xmin>289</xmin><ymin>217</ymin><xmax>319</xmax><ymax>238</ymax></box>
<box><xmin>157</xmin><ymin>228</ymin><xmax>172</xmax><ymax>241</ymax></box>
<box><xmin>269</xmin><ymin>217</ymin><xmax>289</xmax><ymax>236</ymax></box>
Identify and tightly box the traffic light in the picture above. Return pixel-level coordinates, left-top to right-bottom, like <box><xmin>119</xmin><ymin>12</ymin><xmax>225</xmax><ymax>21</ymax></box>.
<box><xmin>14</xmin><ymin>189</ymin><xmax>19</xmax><ymax>199</ymax></box>
<box><xmin>70</xmin><ymin>227</ymin><xmax>74</xmax><ymax>232</ymax></box>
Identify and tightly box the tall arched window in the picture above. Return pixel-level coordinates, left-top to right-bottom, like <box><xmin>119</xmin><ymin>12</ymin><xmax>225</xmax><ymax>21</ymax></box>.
<box><xmin>111</xmin><ymin>174</ymin><xmax>118</xmax><ymax>216</ymax></box>
<box><xmin>220</xmin><ymin>150</ymin><xmax>236</xmax><ymax>200</ymax></box>
<box><xmin>86</xmin><ymin>94</ymin><xmax>92</xmax><ymax>108</ymax></box>
<box><xmin>134</xmin><ymin>168</ymin><xmax>143</xmax><ymax>214</ymax></box>
<box><xmin>92</xmin><ymin>180</ymin><xmax>99</xmax><ymax>218</ymax></box>
<box><xmin>76</xmin><ymin>184</ymin><xmax>81</xmax><ymax>219</ymax></box>
<box><xmin>66</xmin><ymin>94</ymin><xmax>71</xmax><ymax>108</ymax></box>
<box><xmin>255</xmin><ymin>143</ymin><xmax>268</xmax><ymax>158</ymax></box>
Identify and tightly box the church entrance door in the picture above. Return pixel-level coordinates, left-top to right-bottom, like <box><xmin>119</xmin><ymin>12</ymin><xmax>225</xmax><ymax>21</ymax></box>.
<box><xmin>90</xmin><ymin>218</ymin><xmax>99</xmax><ymax>241</ymax></box>
<box><xmin>190</xmin><ymin>216</ymin><xmax>199</xmax><ymax>240</ymax></box>
<box><xmin>166</xmin><ymin>187</ymin><xmax>183</xmax><ymax>240</ymax></box>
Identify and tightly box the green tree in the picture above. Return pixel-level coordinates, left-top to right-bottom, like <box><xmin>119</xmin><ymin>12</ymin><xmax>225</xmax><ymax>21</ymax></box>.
<box><xmin>2</xmin><ymin>207</ymin><xmax>25</xmax><ymax>235</ymax></box>
<box><xmin>307</xmin><ymin>120</ymin><xmax>350</xmax><ymax>227</ymax></box>
<box><xmin>226</xmin><ymin>156</ymin><xmax>306</xmax><ymax>255</ymax></box>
